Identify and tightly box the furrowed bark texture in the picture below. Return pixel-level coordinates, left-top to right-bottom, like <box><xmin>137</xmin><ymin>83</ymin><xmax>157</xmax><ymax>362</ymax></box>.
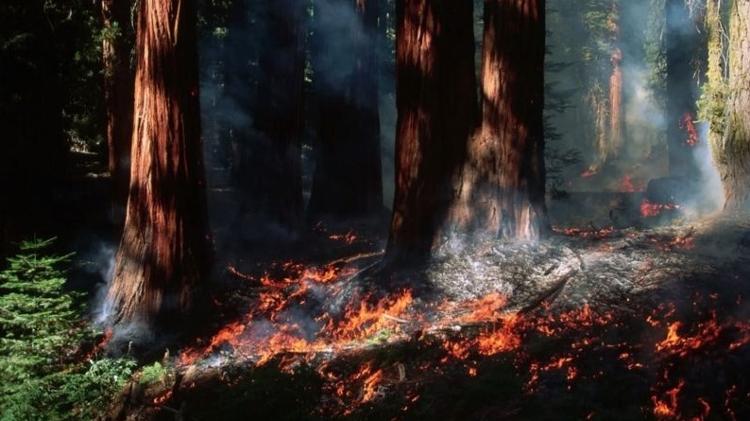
<box><xmin>108</xmin><ymin>0</ymin><xmax>210</xmax><ymax>325</ymax></box>
<box><xmin>449</xmin><ymin>0</ymin><xmax>547</xmax><ymax>240</ymax></box>
<box><xmin>705</xmin><ymin>0</ymin><xmax>723</xmax><ymax>147</ymax></box>
<box><xmin>102</xmin><ymin>0</ymin><xmax>134</xmax><ymax>220</ymax></box>
<box><xmin>665</xmin><ymin>0</ymin><xmax>701</xmax><ymax>177</ymax></box>
<box><xmin>386</xmin><ymin>0</ymin><xmax>478</xmax><ymax>262</ymax></box>
<box><xmin>239</xmin><ymin>0</ymin><xmax>305</xmax><ymax>231</ymax></box>
<box><xmin>308</xmin><ymin>0</ymin><xmax>384</xmax><ymax>219</ymax></box>
<box><xmin>718</xmin><ymin>0</ymin><xmax>750</xmax><ymax>208</ymax></box>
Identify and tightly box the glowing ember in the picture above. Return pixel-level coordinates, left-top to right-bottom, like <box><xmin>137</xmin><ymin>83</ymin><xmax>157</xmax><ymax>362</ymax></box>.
<box><xmin>329</xmin><ymin>230</ymin><xmax>358</xmax><ymax>245</ymax></box>
<box><xmin>640</xmin><ymin>199</ymin><xmax>680</xmax><ymax>218</ymax></box>
<box><xmin>323</xmin><ymin>290</ymin><xmax>413</xmax><ymax>341</ymax></box>
<box><xmin>680</xmin><ymin>112</ymin><xmax>699</xmax><ymax>147</ymax></box>
<box><xmin>619</xmin><ymin>175</ymin><xmax>643</xmax><ymax>192</ymax></box>
<box><xmin>652</xmin><ymin>380</ymin><xmax>684</xmax><ymax>418</ymax></box>
<box><xmin>580</xmin><ymin>166</ymin><xmax>599</xmax><ymax>178</ymax></box>
<box><xmin>553</xmin><ymin>225</ymin><xmax>616</xmax><ymax>240</ymax></box>
<box><xmin>476</xmin><ymin>315</ymin><xmax>522</xmax><ymax>356</ymax></box>
<box><xmin>457</xmin><ymin>292</ymin><xmax>508</xmax><ymax>324</ymax></box>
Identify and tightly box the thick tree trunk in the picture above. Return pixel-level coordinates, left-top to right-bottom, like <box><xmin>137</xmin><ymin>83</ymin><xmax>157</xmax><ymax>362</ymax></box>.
<box><xmin>665</xmin><ymin>0</ymin><xmax>701</xmax><ymax>178</ymax></box>
<box><xmin>718</xmin><ymin>0</ymin><xmax>750</xmax><ymax>208</ymax></box>
<box><xmin>237</xmin><ymin>0</ymin><xmax>305</xmax><ymax>233</ymax></box>
<box><xmin>101</xmin><ymin>0</ymin><xmax>134</xmax><ymax>222</ymax></box>
<box><xmin>107</xmin><ymin>0</ymin><xmax>210</xmax><ymax>326</ymax></box>
<box><xmin>449</xmin><ymin>0</ymin><xmax>547</xmax><ymax>240</ymax></box>
<box><xmin>385</xmin><ymin>0</ymin><xmax>477</xmax><ymax>262</ymax></box>
<box><xmin>704</xmin><ymin>0</ymin><xmax>724</xmax><ymax>147</ymax></box>
<box><xmin>308</xmin><ymin>0</ymin><xmax>384</xmax><ymax>220</ymax></box>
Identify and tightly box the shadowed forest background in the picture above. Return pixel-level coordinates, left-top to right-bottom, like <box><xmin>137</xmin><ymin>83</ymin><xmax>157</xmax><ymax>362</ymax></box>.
<box><xmin>1</xmin><ymin>0</ymin><xmax>750</xmax><ymax>420</ymax></box>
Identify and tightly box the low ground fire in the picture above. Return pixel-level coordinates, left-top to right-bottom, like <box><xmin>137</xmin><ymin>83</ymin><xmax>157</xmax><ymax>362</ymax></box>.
<box><xmin>105</xmin><ymin>215</ymin><xmax>750</xmax><ymax>420</ymax></box>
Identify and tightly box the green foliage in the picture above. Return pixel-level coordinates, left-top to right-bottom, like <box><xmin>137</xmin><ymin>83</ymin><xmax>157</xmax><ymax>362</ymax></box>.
<box><xmin>0</xmin><ymin>239</ymin><xmax>135</xmax><ymax>420</ymax></box>
<box><xmin>139</xmin><ymin>361</ymin><xmax>168</xmax><ymax>386</ymax></box>
<box><xmin>0</xmin><ymin>238</ymin><xmax>84</xmax><ymax>386</ymax></box>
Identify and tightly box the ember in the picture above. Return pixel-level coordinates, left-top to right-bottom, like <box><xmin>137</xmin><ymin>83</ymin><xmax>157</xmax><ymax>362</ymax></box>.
<box><xmin>619</xmin><ymin>175</ymin><xmax>644</xmax><ymax>192</ymax></box>
<box><xmin>680</xmin><ymin>112</ymin><xmax>699</xmax><ymax>147</ymax></box>
<box><xmin>580</xmin><ymin>166</ymin><xmax>599</xmax><ymax>178</ymax></box>
<box><xmin>640</xmin><ymin>199</ymin><xmax>680</xmax><ymax>217</ymax></box>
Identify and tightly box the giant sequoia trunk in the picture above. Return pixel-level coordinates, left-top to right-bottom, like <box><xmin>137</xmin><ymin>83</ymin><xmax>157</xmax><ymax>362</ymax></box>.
<box><xmin>449</xmin><ymin>0</ymin><xmax>547</xmax><ymax>240</ymax></box>
<box><xmin>101</xmin><ymin>0</ymin><xmax>134</xmax><ymax>221</ymax></box>
<box><xmin>665</xmin><ymin>0</ymin><xmax>701</xmax><ymax>178</ymax></box>
<box><xmin>385</xmin><ymin>0</ymin><xmax>477</xmax><ymax>262</ymax></box>
<box><xmin>308</xmin><ymin>0</ymin><xmax>384</xmax><ymax>220</ymax></box>
<box><xmin>237</xmin><ymin>0</ymin><xmax>305</xmax><ymax>233</ymax></box>
<box><xmin>107</xmin><ymin>0</ymin><xmax>210</xmax><ymax>325</ymax></box>
<box><xmin>717</xmin><ymin>0</ymin><xmax>750</xmax><ymax>208</ymax></box>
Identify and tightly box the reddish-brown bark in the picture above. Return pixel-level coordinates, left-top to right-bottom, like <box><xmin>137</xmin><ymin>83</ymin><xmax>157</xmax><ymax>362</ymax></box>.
<box><xmin>608</xmin><ymin>3</ymin><xmax>623</xmax><ymax>157</ymax></box>
<box><xmin>449</xmin><ymin>0</ymin><xmax>547</xmax><ymax>240</ymax></box>
<box><xmin>308</xmin><ymin>0</ymin><xmax>383</xmax><ymax>220</ymax></box>
<box><xmin>101</xmin><ymin>0</ymin><xmax>134</xmax><ymax>221</ymax></box>
<box><xmin>386</xmin><ymin>0</ymin><xmax>478</xmax><ymax>261</ymax></box>
<box><xmin>107</xmin><ymin>0</ymin><xmax>210</xmax><ymax>325</ymax></box>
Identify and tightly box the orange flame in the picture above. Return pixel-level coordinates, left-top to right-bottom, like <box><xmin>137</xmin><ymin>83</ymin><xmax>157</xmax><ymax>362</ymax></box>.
<box><xmin>681</xmin><ymin>113</ymin><xmax>699</xmax><ymax>147</ymax></box>
<box><xmin>641</xmin><ymin>199</ymin><xmax>680</xmax><ymax>218</ymax></box>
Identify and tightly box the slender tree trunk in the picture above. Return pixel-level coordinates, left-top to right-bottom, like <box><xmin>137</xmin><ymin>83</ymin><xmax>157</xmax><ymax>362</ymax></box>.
<box><xmin>449</xmin><ymin>0</ymin><xmax>547</xmax><ymax>240</ymax></box>
<box><xmin>589</xmin><ymin>83</ymin><xmax>609</xmax><ymax>173</ymax></box>
<box><xmin>101</xmin><ymin>0</ymin><xmax>134</xmax><ymax>222</ymax></box>
<box><xmin>386</xmin><ymin>0</ymin><xmax>477</xmax><ymax>262</ymax></box>
<box><xmin>308</xmin><ymin>0</ymin><xmax>384</xmax><ymax>220</ymax></box>
<box><xmin>608</xmin><ymin>1</ymin><xmax>623</xmax><ymax>158</ymax></box>
<box><xmin>704</xmin><ymin>0</ymin><xmax>724</xmax><ymax>149</ymax></box>
<box><xmin>224</xmin><ymin>0</ymin><xmax>256</xmax><ymax>184</ymax></box>
<box><xmin>665</xmin><ymin>0</ymin><xmax>701</xmax><ymax>178</ymax></box>
<box><xmin>718</xmin><ymin>0</ymin><xmax>750</xmax><ymax>208</ymax></box>
<box><xmin>238</xmin><ymin>0</ymin><xmax>305</xmax><ymax>233</ymax></box>
<box><xmin>107</xmin><ymin>0</ymin><xmax>210</xmax><ymax>326</ymax></box>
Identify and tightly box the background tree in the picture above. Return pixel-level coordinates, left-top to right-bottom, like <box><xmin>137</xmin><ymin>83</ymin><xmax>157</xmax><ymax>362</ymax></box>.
<box><xmin>101</xmin><ymin>0</ymin><xmax>134</xmax><ymax>221</ymax></box>
<box><xmin>308</xmin><ymin>0</ymin><xmax>384</xmax><ymax>221</ymax></box>
<box><xmin>235</xmin><ymin>0</ymin><xmax>306</xmax><ymax>234</ymax></box>
<box><xmin>107</xmin><ymin>0</ymin><xmax>210</xmax><ymax>325</ymax></box>
<box><xmin>0</xmin><ymin>2</ymin><xmax>69</xmax><ymax>256</ymax></box>
<box><xmin>449</xmin><ymin>0</ymin><xmax>547</xmax><ymax>240</ymax></box>
<box><xmin>386</xmin><ymin>0</ymin><xmax>477</xmax><ymax>262</ymax></box>
<box><xmin>665</xmin><ymin>0</ymin><xmax>702</xmax><ymax>178</ymax></box>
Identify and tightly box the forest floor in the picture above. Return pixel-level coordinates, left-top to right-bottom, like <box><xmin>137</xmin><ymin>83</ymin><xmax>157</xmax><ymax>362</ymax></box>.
<box><xmin>105</xmin><ymin>210</ymin><xmax>750</xmax><ymax>421</ymax></box>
